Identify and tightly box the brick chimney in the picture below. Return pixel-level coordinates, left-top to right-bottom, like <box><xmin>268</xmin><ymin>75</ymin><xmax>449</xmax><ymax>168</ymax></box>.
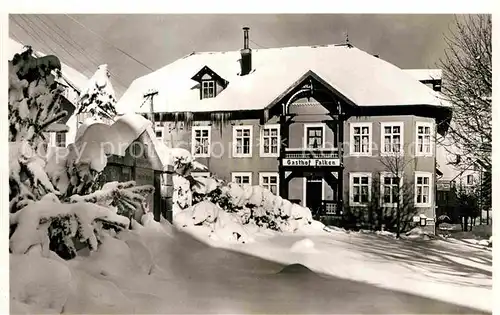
<box><xmin>240</xmin><ymin>27</ymin><xmax>252</xmax><ymax>76</ymax></box>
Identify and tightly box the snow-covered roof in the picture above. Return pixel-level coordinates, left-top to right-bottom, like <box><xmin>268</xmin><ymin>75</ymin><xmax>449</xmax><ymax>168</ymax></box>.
<box><xmin>117</xmin><ymin>44</ymin><xmax>450</xmax><ymax>114</ymax></box>
<box><xmin>404</xmin><ymin>69</ymin><xmax>442</xmax><ymax>82</ymax></box>
<box><xmin>111</xmin><ymin>114</ymin><xmax>154</xmax><ymax>156</ymax></box>
<box><xmin>74</xmin><ymin>114</ymin><xmax>171</xmax><ymax>170</ymax></box>
<box><xmin>8</xmin><ymin>38</ymin><xmax>89</xmax><ymax>103</ymax></box>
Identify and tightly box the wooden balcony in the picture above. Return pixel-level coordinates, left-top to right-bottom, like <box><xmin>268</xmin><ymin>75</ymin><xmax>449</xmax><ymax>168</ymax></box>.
<box><xmin>282</xmin><ymin>148</ymin><xmax>341</xmax><ymax>167</ymax></box>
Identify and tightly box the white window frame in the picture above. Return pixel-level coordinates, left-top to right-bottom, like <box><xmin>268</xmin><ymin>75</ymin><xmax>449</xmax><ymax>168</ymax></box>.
<box><xmin>414</xmin><ymin>171</ymin><xmax>433</xmax><ymax>208</ymax></box>
<box><xmin>201</xmin><ymin>80</ymin><xmax>216</xmax><ymax>99</ymax></box>
<box><xmin>380</xmin><ymin>122</ymin><xmax>404</xmax><ymax>156</ymax></box>
<box><xmin>303</xmin><ymin>123</ymin><xmax>326</xmax><ymax>149</ymax></box>
<box><xmin>55</xmin><ymin>131</ymin><xmax>66</xmax><ymax>148</ymax></box>
<box><xmin>415</xmin><ymin>122</ymin><xmax>434</xmax><ymax>157</ymax></box>
<box><xmin>260</xmin><ymin>124</ymin><xmax>280</xmax><ymax>157</ymax></box>
<box><xmin>232</xmin><ymin>125</ymin><xmax>253</xmax><ymax>158</ymax></box>
<box><xmin>154</xmin><ymin>121</ymin><xmax>164</xmax><ymax>140</ymax></box>
<box><xmin>191</xmin><ymin>125</ymin><xmax>211</xmax><ymax>158</ymax></box>
<box><xmin>231</xmin><ymin>172</ymin><xmax>252</xmax><ymax>187</ymax></box>
<box><xmin>380</xmin><ymin>172</ymin><xmax>403</xmax><ymax>207</ymax></box>
<box><xmin>466</xmin><ymin>174</ymin><xmax>474</xmax><ymax>186</ymax></box>
<box><xmin>302</xmin><ymin>176</ymin><xmax>326</xmax><ymax>208</ymax></box>
<box><xmin>349</xmin><ymin>172</ymin><xmax>372</xmax><ymax>207</ymax></box>
<box><xmin>350</xmin><ymin>122</ymin><xmax>373</xmax><ymax>156</ymax></box>
<box><xmin>259</xmin><ymin>172</ymin><xmax>279</xmax><ymax>195</ymax></box>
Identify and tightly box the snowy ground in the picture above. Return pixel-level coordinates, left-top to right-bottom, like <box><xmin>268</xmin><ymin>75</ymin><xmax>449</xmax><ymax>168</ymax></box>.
<box><xmin>11</xmin><ymin>220</ymin><xmax>491</xmax><ymax>314</ymax></box>
<box><xmin>222</xmin><ymin>227</ymin><xmax>492</xmax><ymax>313</ymax></box>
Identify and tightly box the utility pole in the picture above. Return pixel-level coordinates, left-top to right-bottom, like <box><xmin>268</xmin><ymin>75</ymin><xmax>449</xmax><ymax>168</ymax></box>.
<box><xmin>142</xmin><ymin>89</ymin><xmax>158</xmax><ymax>123</ymax></box>
<box><xmin>142</xmin><ymin>88</ymin><xmax>159</xmax><ymax>222</ymax></box>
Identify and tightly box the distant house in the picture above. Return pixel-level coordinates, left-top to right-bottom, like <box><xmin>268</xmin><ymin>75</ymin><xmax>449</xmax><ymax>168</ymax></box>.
<box><xmin>410</xmin><ymin>68</ymin><xmax>488</xmax><ymax>224</ymax></box>
<box><xmin>8</xmin><ymin>38</ymin><xmax>89</xmax><ymax>148</ymax></box>
<box><xmin>117</xmin><ymin>27</ymin><xmax>452</xmax><ymax>231</ymax></box>
<box><xmin>403</xmin><ymin>69</ymin><xmax>442</xmax><ymax>92</ymax></box>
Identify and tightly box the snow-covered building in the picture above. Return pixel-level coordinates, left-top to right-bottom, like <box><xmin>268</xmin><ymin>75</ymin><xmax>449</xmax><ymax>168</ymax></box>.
<box><xmin>8</xmin><ymin>38</ymin><xmax>89</xmax><ymax>148</ymax></box>
<box><xmin>117</xmin><ymin>28</ymin><xmax>452</xmax><ymax>230</ymax></box>
<box><xmin>72</xmin><ymin>114</ymin><xmax>173</xmax><ymax>221</ymax></box>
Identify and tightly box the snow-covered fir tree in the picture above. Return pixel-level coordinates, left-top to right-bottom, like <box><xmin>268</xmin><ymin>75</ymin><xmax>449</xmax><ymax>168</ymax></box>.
<box><xmin>9</xmin><ymin>48</ymin><xmax>154</xmax><ymax>259</ymax></box>
<box><xmin>9</xmin><ymin>46</ymin><xmax>66</xmax><ymax>213</ymax></box>
<box><xmin>76</xmin><ymin>64</ymin><xmax>117</xmax><ymax>122</ymax></box>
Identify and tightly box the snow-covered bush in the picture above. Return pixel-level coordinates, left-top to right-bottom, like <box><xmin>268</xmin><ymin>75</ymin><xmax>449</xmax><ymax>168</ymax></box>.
<box><xmin>169</xmin><ymin>147</ymin><xmax>207</xmax><ymax>176</ymax></box>
<box><xmin>170</xmin><ymin>148</ymin><xmax>208</xmax><ymax>213</ymax></box>
<box><xmin>214</xmin><ymin>183</ymin><xmax>312</xmax><ymax>232</ymax></box>
<box><xmin>173</xmin><ymin>200</ymin><xmax>253</xmax><ymax>244</ymax></box>
<box><xmin>10</xmin><ymin>194</ymin><xmax>130</xmax><ymax>257</ymax></box>
<box><xmin>193</xmin><ymin>186</ymin><xmax>242</xmax><ymax>213</ymax></box>
<box><xmin>173</xmin><ymin>156</ymin><xmax>315</xmax><ymax>235</ymax></box>
<box><xmin>173</xmin><ymin>174</ymin><xmax>192</xmax><ymax>212</ymax></box>
<box><xmin>8</xmin><ymin>47</ymin><xmax>155</xmax><ymax>259</ymax></box>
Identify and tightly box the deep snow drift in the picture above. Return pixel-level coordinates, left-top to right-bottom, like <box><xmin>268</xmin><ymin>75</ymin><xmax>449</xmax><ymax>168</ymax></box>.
<box><xmin>10</xmin><ymin>213</ymin><xmax>491</xmax><ymax>314</ymax></box>
<box><xmin>222</xmin><ymin>227</ymin><xmax>492</xmax><ymax>313</ymax></box>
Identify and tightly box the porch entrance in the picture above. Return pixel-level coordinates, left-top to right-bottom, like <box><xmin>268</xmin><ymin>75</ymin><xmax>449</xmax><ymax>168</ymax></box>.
<box><xmin>305</xmin><ymin>175</ymin><xmax>323</xmax><ymax>214</ymax></box>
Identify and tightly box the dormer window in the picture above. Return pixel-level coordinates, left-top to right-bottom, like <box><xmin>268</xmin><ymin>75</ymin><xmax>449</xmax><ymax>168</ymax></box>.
<box><xmin>202</xmin><ymin>80</ymin><xmax>215</xmax><ymax>99</ymax></box>
<box><xmin>191</xmin><ymin>65</ymin><xmax>228</xmax><ymax>100</ymax></box>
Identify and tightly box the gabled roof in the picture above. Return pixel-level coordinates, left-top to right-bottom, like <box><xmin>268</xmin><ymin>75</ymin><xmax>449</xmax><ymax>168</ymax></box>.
<box><xmin>117</xmin><ymin>44</ymin><xmax>450</xmax><ymax>115</ymax></box>
<box><xmin>191</xmin><ymin>65</ymin><xmax>228</xmax><ymax>85</ymax></box>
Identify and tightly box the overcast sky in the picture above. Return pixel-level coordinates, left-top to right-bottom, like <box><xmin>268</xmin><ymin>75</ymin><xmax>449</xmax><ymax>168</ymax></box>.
<box><xmin>9</xmin><ymin>14</ymin><xmax>458</xmax><ymax>97</ymax></box>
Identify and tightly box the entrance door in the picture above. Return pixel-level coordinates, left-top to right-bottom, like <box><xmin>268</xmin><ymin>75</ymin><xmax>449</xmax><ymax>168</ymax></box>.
<box><xmin>305</xmin><ymin>176</ymin><xmax>323</xmax><ymax>215</ymax></box>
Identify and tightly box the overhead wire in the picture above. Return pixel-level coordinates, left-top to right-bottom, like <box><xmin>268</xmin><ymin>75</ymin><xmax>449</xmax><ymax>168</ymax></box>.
<box><xmin>10</xmin><ymin>29</ymin><xmax>22</xmax><ymax>43</ymax></box>
<box><xmin>23</xmin><ymin>15</ymin><xmax>94</xmax><ymax>74</ymax></box>
<box><xmin>11</xmin><ymin>15</ymin><xmax>131</xmax><ymax>94</ymax></box>
<box><xmin>250</xmin><ymin>39</ymin><xmax>268</xmax><ymax>49</ymax></box>
<box><xmin>39</xmin><ymin>15</ymin><xmax>129</xmax><ymax>90</ymax></box>
<box><xmin>15</xmin><ymin>14</ymin><xmax>89</xmax><ymax>75</ymax></box>
<box><xmin>34</xmin><ymin>15</ymin><xmax>101</xmax><ymax>68</ymax></box>
<box><xmin>64</xmin><ymin>14</ymin><xmax>155</xmax><ymax>72</ymax></box>
<box><xmin>12</xmin><ymin>15</ymin><xmax>50</xmax><ymax>51</ymax></box>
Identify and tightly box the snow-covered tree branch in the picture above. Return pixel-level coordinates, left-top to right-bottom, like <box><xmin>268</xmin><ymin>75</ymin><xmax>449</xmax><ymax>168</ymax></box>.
<box><xmin>10</xmin><ymin>193</ymin><xmax>130</xmax><ymax>256</ymax></box>
<box><xmin>70</xmin><ymin>181</ymin><xmax>155</xmax><ymax>219</ymax></box>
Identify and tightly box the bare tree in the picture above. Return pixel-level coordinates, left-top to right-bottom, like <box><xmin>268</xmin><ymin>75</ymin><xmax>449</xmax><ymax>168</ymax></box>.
<box><xmin>455</xmin><ymin>181</ymin><xmax>482</xmax><ymax>231</ymax></box>
<box><xmin>438</xmin><ymin>15</ymin><xmax>492</xmax><ymax>211</ymax></box>
<box><xmin>379</xmin><ymin>154</ymin><xmax>417</xmax><ymax>238</ymax></box>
